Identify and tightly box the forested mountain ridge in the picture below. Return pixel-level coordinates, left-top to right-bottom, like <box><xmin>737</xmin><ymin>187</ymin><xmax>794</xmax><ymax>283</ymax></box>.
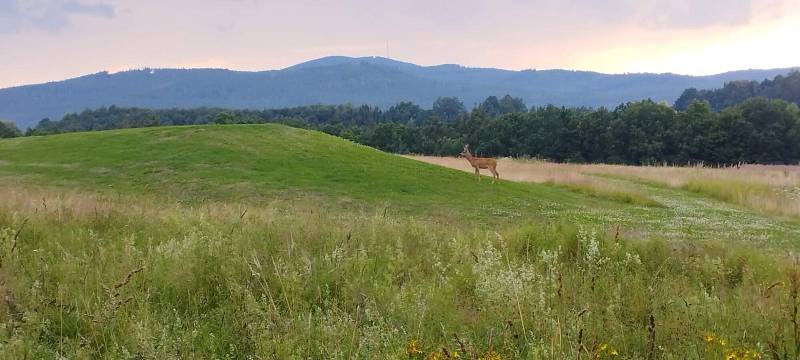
<box><xmin>1</xmin><ymin>56</ymin><xmax>796</xmax><ymax>129</ymax></box>
<box><xmin>675</xmin><ymin>71</ymin><xmax>800</xmax><ymax>111</ymax></box>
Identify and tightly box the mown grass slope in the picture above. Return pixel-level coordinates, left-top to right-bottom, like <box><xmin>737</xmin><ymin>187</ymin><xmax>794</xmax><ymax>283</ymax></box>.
<box><xmin>0</xmin><ymin>124</ymin><xmax>612</xmax><ymax>222</ymax></box>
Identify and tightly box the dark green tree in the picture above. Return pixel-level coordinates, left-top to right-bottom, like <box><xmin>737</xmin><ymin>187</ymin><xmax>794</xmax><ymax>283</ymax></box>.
<box><xmin>0</xmin><ymin>121</ymin><xmax>22</xmax><ymax>138</ymax></box>
<box><xmin>384</xmin><ymin>102</ymin><xmax>425</xmax><ymax>125</ymax></box>
<box><xmin>498</xmin><ymin>95</ymin><xmax>527</xmax><ymax>114</ymax></box>
<box><xmin>478</xmin><ymin>96</ymin><xmax>502</xmax><ymax>118</ymax></box>
<box><xmin>674</xmin><ymin>100</ymin><xmax>715</xmax><ymax>164</ymax></box>
<box><xmin>612</xmin><ymin>100</ymin><xmax>675</xmax><ymax>164</ymax></box>
<box><xmin>214</xmin><ymin>112</ymin><xmax>237</xmax><ymax>124</ymax></box>
<box><xmin>675</xmin><ymin>71</ymin><xmax>800</xmax><ymax>111</ymax></box>
<box><xmin>24</xmin><ymin>95</ymin><xmax>800</xmax><ymax>165</ymax></box>
<box><xmin>432</xmin><ymin>97</ymin><xmax>466</xmax><ymax>123</ymax></box>
<box><xmin>737</xmin><ymin>98</ymin><xmax>798</xmax><ymax>164</ymax></box>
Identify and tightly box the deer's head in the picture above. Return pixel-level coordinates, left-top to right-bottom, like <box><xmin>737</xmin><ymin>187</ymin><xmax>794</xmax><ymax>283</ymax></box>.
<box><xmin>459</xmin><ymin>144</ymin><xmax>470</xmax><ymax>157</ymax></box>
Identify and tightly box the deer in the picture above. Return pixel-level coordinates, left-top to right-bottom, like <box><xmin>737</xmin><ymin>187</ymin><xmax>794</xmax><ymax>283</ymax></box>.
<box><xmin>460</xmin><ymin>144</ymin><xmax>500</xmax><ymax>183</ymax></box>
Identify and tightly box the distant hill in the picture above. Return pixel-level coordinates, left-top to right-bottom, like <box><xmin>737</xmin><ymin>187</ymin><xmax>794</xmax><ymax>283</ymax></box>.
<box><xmin>1</xmin><ymin>56</ymin><xmax>797</xmax><ymax>129</ymax></box>
<box><xmin>674</xmin><ymin>71</ymin><xmax>800</xmax><ymax>111</ymax></box>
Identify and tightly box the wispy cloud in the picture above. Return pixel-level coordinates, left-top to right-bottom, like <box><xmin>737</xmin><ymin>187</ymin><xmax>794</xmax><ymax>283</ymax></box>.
<box><xmin>0</xmin><ymin>0</ymin><xmax>114</xmax><ymax>33</ymax></box>
<box><xmin>637</xmin><ymin>0</ymin><xmax>753</xmax><ymax>29</ymax></box>
<box><xmin>531</xmin><ymin>0</ymin><xmax>767</xmax><ymax>29</ymax></box>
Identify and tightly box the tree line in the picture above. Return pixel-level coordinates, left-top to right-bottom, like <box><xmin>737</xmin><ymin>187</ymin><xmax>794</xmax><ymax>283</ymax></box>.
<box><xmin>0</xmin><ymin>121</ymin><xmax>22</xmax><ymax>138</ymax></box>
<box><xmin>675</xmin><ymin>70</ymin><xmax>800</xmax><ymax>111</ymax></box>
<box><xmin>10</xmin><ymin>94</ymin><xmax>800</xmax><ymax>165</ymax></box>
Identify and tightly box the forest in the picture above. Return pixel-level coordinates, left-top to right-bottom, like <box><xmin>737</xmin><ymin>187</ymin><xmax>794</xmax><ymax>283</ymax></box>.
<box><xmin>675</xmin><ymin>70</ymin><xmax>800</xmax><ymax>111</ymax></box>
<box><xmin>12</xmin><ymin>93</ymin><xmax>798</xmax><ymax>166</ymax></box>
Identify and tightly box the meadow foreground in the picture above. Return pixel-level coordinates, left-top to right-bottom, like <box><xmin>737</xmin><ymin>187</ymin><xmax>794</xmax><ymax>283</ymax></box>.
<box><xmin>0</xmin><ymin>125</ymin><xmax>799</xmax><ymax>359</ymax></box>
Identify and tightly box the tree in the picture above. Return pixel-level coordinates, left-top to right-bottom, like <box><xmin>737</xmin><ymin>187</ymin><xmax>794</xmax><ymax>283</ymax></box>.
<box><xmin>789</xmin><ymin>103</ymin><xmax>800</xmax><ymax>161</ymax></box>
<box><xmin>364</xmin><ymin>122</ymin><xmax>411</xmax><ymax>153</ymax></box>
<box><xmin>736</xmin><ymin>98</ymin><xmax>798</xmax><ymax>164</ymax></box>
<box><xmin>673</xmin><ymin>88</ymin><xmax>700</xmax><ymax>111</ymax></box>
<box><xmin>20</xmin><ymin>97</ymin><xmax>800</xmax><ymax>165</ymax></box>
<box><xmin>418</xmin><ymin>116</ymin><xmax>450</xmax><ymax>154</ymax></box>
<box><xmin>384</xmin><ymin>102</ymin><xmax>425</xmax><ymax>125</ymax></box>
<box><xmin>710</xmin><ymin>107</ymin><xmax>748</xmax><ymax>164</ymax></box>
<box><xmin>498</xmin><ymin>95</ymin><xmax>527</xmax><ymax>114</ymax></box>
<box><xmin>214</xmin><ymin>112</ymin><xmax>237</xmax><ymax>124</ymax></box>
<box><xmin>477</xmin><ymin>96</ymin><xmax>502</xmax><ymax>118</ymax></box>
<box><xmin>612</xmin><ymin>100</ymin><xmax>675</xmax><ymax>164</ymax></box>
<box><xmin>674</xmin><ymin>100</ymin><xmax>714</xmax><ymax>164</ymax></box>
<box><xmin>577</xmin><ymin>107</ymin><xmax>614</xmax><ymax>163</ymax></box>
<box><xmin>0</xmin><ymin>121</ymin><xmax>22</xmax><ymax>138</ymax></box>
<box><xmin>674</xmin><ymin>71</ymin><xmax>800</xmax><ymax>111</ymax></box>
<box><xmin>432</xmin><ymin>97</ymin><xmax>466</xmax><ymax>123</ymax></box>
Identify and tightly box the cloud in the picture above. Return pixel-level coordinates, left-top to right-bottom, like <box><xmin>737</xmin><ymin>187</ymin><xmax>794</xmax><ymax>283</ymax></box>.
<box><xmin>0</xmin><ymin>0</ymin><xmax>114</xmax><ymax>33</ymax></box>
<box><xmin>63</xmin><ymin>1</ymin><xmax>114</xmax><ymax>17</ymax></box>
<box><xmin>638</xmin><ymin>0</ymin><xmax>753</xmax><ymax>29</ymax></box>
<box><xmin>524</xmin><ymin>0</ymin><xmax>774</xmax><ymax>29</ymax></box>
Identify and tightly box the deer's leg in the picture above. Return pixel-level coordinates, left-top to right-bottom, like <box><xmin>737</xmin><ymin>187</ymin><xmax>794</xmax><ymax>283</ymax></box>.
<box><xmin>475</xmin><ymin>167</ymin><xmax>480</xmax><ymax>181</ymax></box>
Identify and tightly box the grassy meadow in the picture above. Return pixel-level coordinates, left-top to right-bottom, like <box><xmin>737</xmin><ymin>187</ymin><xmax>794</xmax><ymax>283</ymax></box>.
<box><xmin>412</xmin><ymin>156</ymin><xmax>800</xmax><ymax>220</ymax></box>
<box><xmin>1</xmin><ymin>125</ymin><xmax>800</xmax><ymax>359</ymax></box>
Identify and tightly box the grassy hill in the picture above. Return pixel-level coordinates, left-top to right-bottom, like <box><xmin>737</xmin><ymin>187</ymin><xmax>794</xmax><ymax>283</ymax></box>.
<box><xmin>1</xmin><ymin>124</ymin><xmax>800</xmax><ymax>358</ymax></box>
<box><xmin>1</xmin><ymin>124</ymin><xmax>798</xmax><ymax>240</ymax></box>
<box><xmin>0</xmin><ymin>124</ymin><xmax>610</xmax><ymax>222</ymax></box>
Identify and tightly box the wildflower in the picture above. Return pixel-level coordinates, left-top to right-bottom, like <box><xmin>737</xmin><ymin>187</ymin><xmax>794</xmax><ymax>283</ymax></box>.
<box><xmin>407</xmin><ymin>339</ymin><xmax>423</xmax><ymax>356</ymax></box>
<box><xmin>477</xmin><ymin>351</ymin><xmax>502</xmax><ymax>360</ymax></box>
<box><xmin>594</xmin><ymin>343</ymin><xmax>619</xmax><ymax>358</ymax></box>
<box><xmin>725</xmin><ymin>348</ymin><xmax>761</xmax><ymax>360</ymax></box>
<box><xmin>426</xmin><ymin>351</ymin><xmax>444</xmax><ymax>360</ymax></box>
<box><xmin>703</xmin><ymin>332</ymin><xmax>715</xmax><ymax>344</ymax></box>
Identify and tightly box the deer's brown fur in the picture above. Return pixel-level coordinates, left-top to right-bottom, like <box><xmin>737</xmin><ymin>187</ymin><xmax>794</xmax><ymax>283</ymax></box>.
<box><xmin>460</xmin><ymin>144</ymin><xmax>499</xmax><ymax>183</ymax></box>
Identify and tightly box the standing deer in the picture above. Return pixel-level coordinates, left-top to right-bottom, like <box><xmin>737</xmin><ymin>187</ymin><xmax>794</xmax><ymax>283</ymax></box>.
<box><xmin>460</xmin><ymin>144</ymin><xmax>500</xmax><ymax>183</ymax></box>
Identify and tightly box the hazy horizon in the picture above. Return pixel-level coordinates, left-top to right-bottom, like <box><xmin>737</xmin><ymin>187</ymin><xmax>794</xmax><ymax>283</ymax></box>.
<box><xmin>2</xmin><ymin>0</ymin><xmax>800</xmax><ymax>88</ymax></box>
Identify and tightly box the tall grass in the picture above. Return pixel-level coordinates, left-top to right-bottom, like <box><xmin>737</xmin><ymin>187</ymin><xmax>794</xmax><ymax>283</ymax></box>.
<box><xmin>408</xmin><ymin>156</ymin><xmax>663</xmax><ymax>208</ymax></box>
<box><xmin>0</xmin><ymin>185</ymin><xmax>797</xmax><ymax>359</ymax></box>
<box><xmin>680</xmin><ymin>178</ymin><xmax>800</xmax><ymax>217</ymax></box>
<box><xmin>411</xmin><ymin>156</ymin><xmax>800</xmax><ymax>218</ymax></box>
<box><xmin>584</xmin><ymin>164</ymin><xmax>800</xmax><ymax>218</ymax></box>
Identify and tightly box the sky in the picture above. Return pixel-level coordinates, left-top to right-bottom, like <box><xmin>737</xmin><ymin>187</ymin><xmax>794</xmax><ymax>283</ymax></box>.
<box><xmin>1</xmin><ymin>0</ymin><xmax>799</xmax><ymax>89</ymax></box>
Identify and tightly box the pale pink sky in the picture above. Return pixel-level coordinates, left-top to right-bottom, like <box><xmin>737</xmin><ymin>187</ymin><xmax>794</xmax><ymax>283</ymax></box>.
<box><xmin>1</xmin><ymin>0</ymin><xmax>799</xmax><ymax>89</ymax></box>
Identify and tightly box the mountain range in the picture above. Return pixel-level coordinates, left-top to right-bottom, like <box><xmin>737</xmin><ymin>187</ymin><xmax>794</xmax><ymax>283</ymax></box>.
<box><xmin>1</xmin><ymin>56</ymin><xmax>797</xmax><ymax>129</ymax></box>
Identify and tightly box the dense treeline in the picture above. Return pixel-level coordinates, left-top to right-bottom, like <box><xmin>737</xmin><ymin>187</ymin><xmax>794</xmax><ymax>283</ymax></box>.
<box><xmin>675</xmin><ymin>71</ymin><xmax>800</xmax><ymax>111</ymax></box>
<box><xmin>0</xmin><ymin>120</ymin><xmax>22</xmax><ymax>138</ymax></box>
<box><xmin>24</xmin><ymin>95</ymin><xmax>800</xmax><ymax>165</ymax></box>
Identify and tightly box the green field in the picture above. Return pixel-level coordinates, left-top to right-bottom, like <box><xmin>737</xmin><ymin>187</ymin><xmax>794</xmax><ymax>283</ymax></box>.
<box><xmin>0</xmin><ymin>125</ymin><xmax>609</xmax><ymax>223</ymax></box>
<box><xmin>0</xmin><ymin>124</ymin><xmax>798</xmax><ymax>359</ymax></box>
